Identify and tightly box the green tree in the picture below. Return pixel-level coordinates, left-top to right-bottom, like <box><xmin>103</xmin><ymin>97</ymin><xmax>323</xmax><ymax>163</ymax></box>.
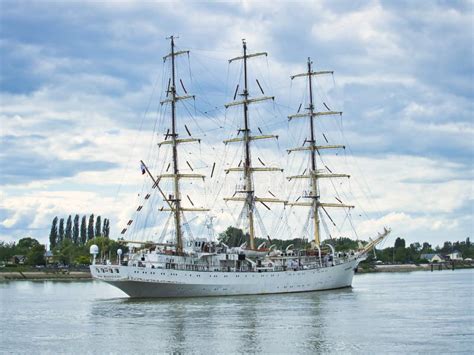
<box><xmin>75</xmin><ymin>255</ymin><xmax>91</xmax><ymax>265</ymax></box>
<box><xmin>56</xmin><ymin>239</ymin><xmax>75</xmax><ymax>265</ymax></box>
<box><xmin>51</xmin><ymin>238</ymin><xmax>90</xmax><ymax>266</ymax></box>
<box><xmin>394</xmin><ymin>237</ymin><xmax>406</xmax><ymax>249</ymax></box>
<box><xmin>26</xmin><ymin>244</ymin><xmax>46</xmax><ymax>266</ymax></box>
<box><xmin>95</xmin><ymin>215</ymin><xmax>102</xmax><ymax>237</ymax></box>
<box><xmin>392</xmin><ymin>237</ymin><xmax>407</xmax><ymax>262</ymax></box>
<box><xmin>80</xmin><ymin>215</ymin><xmax>87</xmax><ymax>244</ymax></box>
<box><xmin>49</xmin><ymin>216</ymin><xmax>58</xmax><ymax>250</ymax></box>
<box><xmin>441</xmin><ymin>241</ymin><xmax>453</xmax><ymax>253</ymax></box>
<box><xmin>73</xmin><ymin>214</ymin><xmax>80</xmax><ymax>244</ymax></box>
<box><xmin>378</xmin><ymin>247</ymin><xmax>394</xmax><ymax>263</ymax></box>
<box><xmin>410</xmin><ymin>242</ymin><xmax>421</xmax><ymax>252</ymax></box>
<box><xmin>422</xmin><ymin>242</ymin><xmax>433</xmax><ymax>252</ymax></box>
<box><xmin>218</xmin><ymin>226</ymin><xmax>248</xmax><ymax>247</ymax></box>
<box><xmin>58</xmin><ymin>218</ymin><xmax>65</xmax><ymax>244</ymax></box>
<box><xmin>16</xmin><ymin>237</ymin><xmax>40</xmax><ymax>253</ymax></box>
<box><xmin>326</xmin><ymin>237</ymin><xmax>359</xmax><ymax>252</ymax></box>
<box><xmin>460</xmin><ymin>238</ymin><xmax>474</xmax><ymax>258</ymax></box>
<box><xmin>65</xmin><ymin>215</ymin><xmax>72</xmax><ymax>240</ymax></box>
<box><xmin>87</xmin><ymin>214</ymin><xmax>94</xmax><ymax>241</ymax></box>
<box><xmin>394</xmin><ymin>247</ymin><xmax>407</xmax><ymax>263</ymax></box>
<box><xmin>0</xmin><ymin>241</ymin><xmax>16</xmax><ymax>261</ymax></box>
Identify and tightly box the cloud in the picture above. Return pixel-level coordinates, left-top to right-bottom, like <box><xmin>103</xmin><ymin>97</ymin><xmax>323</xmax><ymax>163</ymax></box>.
<box><xmin>0</xmin><ymin>133</ymin><xmax>118</xmax><ymax>185</ymax></box>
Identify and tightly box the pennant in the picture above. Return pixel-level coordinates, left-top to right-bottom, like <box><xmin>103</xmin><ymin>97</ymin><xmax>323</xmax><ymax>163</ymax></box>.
<box><xmin>141</xmin><ymin>162</ymin><xmax>146</xmax><ymax>175</ymax></box>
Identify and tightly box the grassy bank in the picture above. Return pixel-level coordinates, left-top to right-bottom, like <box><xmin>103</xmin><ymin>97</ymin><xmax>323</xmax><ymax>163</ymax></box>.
<box><xmin>0</xmin><ymin>266</ymin><xmax>91</xmax><ymax>281</ymax></box>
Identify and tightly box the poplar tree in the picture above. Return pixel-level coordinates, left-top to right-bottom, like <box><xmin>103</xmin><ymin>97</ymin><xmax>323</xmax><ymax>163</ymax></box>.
<box><xmin>106</xmin><ymin>219</ymin><xmax>110</xmax><ymax>238</ymax></box>
<box><xmin>49</xmin><ymin>216</ymin><xmax>58</xmax><ymax>250</ymax></box>
<box><xmin>65</xmin><ymin>215</ymin><xmax>72</xmax><ymax>240</ymax></box>
<box><xmin>95</xmin><ymin>216</ymin><xmax>102</xmax><ymax>237</ymax></box>
<box><xmin>80</xmin><ymin>216</ymin><xmax>87</xmax><ymax>244</ymax></box>
<box><xmin>87</xmin><ymin>214</ymin><xmax>94</xmax><ymax>241</ymax></box>
<box><xmin>103</xmin><ymin>218</ymin><xmax>110</xmax><ymax>238</ymax></box>
<box><xmin>58</xmin><ymin>218</ymin><xmax>65</xmax><ymax>244</ymax></box>
<box><xmin>73</xmin><ymin>214</ymin><xmax>80</xmax><ymax>244</ymax></box>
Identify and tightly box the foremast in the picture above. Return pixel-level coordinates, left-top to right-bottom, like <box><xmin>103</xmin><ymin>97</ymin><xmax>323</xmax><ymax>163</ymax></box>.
<box><xmin>160</xmin><ymin>36</ymin><xmax>208</xmax><ymax>253</ymax></box>
<box><xmin>224</xmin><ymin>40</ymin><xmax>285</xmax><ymax>250</ymax></box>
<box><xmin>286</xmin><ymin>58</ymin><xmax>353</xmax><ymax>246</ymax></box>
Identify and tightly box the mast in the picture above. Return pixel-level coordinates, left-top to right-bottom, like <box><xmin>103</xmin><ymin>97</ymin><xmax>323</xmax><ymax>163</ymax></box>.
<box><xmin>160</xmin><ymin>36</ymin><xmax>208</xmax><ymax>253</ymax></box>
<box><xmin>242</xmin><ymin>40</ymin><xmax>256</xmax><ymax>250</ymax></box>
<box><xmin>224</xmin><ymin>40</ymin><xmax>285</xmax><ymax>250</ymax></box>
<box><xmin>307</xmin><ymin>58</ymin><xmax>321</xmax><ymax>245</ymax></box>
<box><xmin>169</xmin><ymin>36</ymin><xmax>183</xmax><ymax>253</ymax></box>
<box><xmin>286</xmin><ymin>58</ymin><xmax>353</xmax><ymax>246</ymax></box>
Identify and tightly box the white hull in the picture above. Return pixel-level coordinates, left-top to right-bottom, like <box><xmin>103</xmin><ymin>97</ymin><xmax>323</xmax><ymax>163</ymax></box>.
<box><xmin>90</xmin><ymin>258</ymin><xmax>360</xmax><ymax>298</ymax></box>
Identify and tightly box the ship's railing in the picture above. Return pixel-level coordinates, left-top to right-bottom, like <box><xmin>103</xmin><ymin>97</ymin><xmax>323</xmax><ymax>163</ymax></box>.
<box><xmin>95</xmin><ymin>252</ymin><xmax>358</xmax><ymax>272</ymax></box>
<box><xmin>98</xmin><ymin>259</ymin><xmax>356</xmax><ymax>271</ymax></box>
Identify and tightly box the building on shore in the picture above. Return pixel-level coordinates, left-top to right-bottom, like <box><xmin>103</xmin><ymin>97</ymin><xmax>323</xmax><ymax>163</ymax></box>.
<box><xmin>445</xmin><ymin>251</ymin><xmax>463</xmax><ymax>261</ymax></box>
<box><xmin>44</xmin><ymin>251</ymin><xmax>54</xmax><ymax>264</ymax></box>
<box><xmin>8</xmin><ymin>255</ymin><xmax>26</xmax><ymax>265</ymax></box>
<box><xmin>420</xmin><ymin>253</ymin><xmax>445</xmax><ymax>263</ymax></box>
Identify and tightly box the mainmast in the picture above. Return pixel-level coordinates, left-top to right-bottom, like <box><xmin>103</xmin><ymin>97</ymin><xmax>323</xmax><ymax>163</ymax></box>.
<box><xmin>169</xmin><ymin>36</ymin><xmax>183</xmax><ymax>253</ymax></box>
<box><xmin>286</xmin><ymin>57</ymin><xmax>353</xmax><ymax>246</ymax></box>
<box><xmin>224</xmin><ymin>40</ymin><xmax>285</xmax><ymax>250</ymax></box>
<box><xmin>307</xmin><ymin>58</ymin><xmax>320</xmax><ymax>245</ymax></box>
<box><xmin>160</xmin><ymin>36</ymin><xmax>208</xmax><ymax>253</ymax></box>
<box><xmin>241</xmin><ymin>41</ymin><xmax>256</xmax><ymax>249</ymax></box>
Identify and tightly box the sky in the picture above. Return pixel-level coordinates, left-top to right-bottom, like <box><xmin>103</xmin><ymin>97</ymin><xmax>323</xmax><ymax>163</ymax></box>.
<box><xmin>0</xmin><ymin>0</ymin><xmax>473</xmax><ymax>249</ymax></box>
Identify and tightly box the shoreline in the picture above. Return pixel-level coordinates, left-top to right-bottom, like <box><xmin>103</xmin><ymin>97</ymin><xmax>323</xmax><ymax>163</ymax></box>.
<box><xmin>0</xmin><ymin>271</ymin><xmax>92</xmax><ymax>281</ymax></box>
<box><xmin>1</xmin><ymin>263</ymin><xmax>472</xmax><ymax>281</ymax></box>
<box><xmin>358</xmin><ymin>263</ymin><xmax>473</xmax><ymax>273</ymax></box>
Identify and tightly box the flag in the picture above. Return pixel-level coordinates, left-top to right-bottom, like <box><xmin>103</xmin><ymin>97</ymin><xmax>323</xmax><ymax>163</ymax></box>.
<box><xmin>141</xmin><ymin>162</ymin><xmax>146</xmax><ymax>175</ymax></box>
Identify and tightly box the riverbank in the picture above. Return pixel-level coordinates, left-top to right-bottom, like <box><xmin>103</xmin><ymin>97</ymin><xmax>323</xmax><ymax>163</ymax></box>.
<box><xmin>0</xmin><ymin>270</ymin><xmax>91</xmax><ymax>281</ymax></box>
<box><xmin>358</xmin><ymin>263</ymin><xmax>474</xmax><ymax>273</ymax></box>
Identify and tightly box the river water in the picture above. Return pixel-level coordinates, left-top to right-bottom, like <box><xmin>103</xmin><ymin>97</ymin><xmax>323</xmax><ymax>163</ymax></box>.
<box><xmin>1</xmin><ymin>269</ymin><xmax>472</xmax><ymax>353</ymax></box>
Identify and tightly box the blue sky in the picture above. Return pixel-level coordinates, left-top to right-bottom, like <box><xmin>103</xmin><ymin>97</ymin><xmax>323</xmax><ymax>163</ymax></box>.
<box><xmin>0</xmin><ymin>0</ymin><xmax>472</xmax><ymax>248</ymax></box>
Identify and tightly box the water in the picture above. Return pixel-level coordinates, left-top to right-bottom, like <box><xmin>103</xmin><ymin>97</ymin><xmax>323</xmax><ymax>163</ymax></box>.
<box><xmin>1</xmin><ymin>270</ymin><xmax>472</xmax><ymax>354</ymax></box>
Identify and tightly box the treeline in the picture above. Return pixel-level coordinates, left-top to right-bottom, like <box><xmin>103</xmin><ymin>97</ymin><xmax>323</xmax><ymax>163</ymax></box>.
<box><xmin>0</xmin><ymin>235</ymin><xmax>125</xmax><ymax>267</ymax></box>
<box><xmin>49</xmin><ymin>214</ymin><xmax>110</xmax><ymax>250</ymax></box>
<box><xmin>326</xmin><ymin>237</ymin><xmax>473</xmax><ymax>263</ymax></box>
<box><xmin>334</xmin><ymin>237</ymin><xmax>474</xmax><ymax>264</ymax></box>
<box><xmin>369</xmin><ymin>237</ymin><xmax>473</xmax><ymax>263</ymax></box>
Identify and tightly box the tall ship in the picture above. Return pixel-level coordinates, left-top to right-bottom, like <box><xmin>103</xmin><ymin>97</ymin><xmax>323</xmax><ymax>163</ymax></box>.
<box><xmin>90</xmin><ymin>37</ymin><xmax>390</xmax><ymax>298</ymax></box>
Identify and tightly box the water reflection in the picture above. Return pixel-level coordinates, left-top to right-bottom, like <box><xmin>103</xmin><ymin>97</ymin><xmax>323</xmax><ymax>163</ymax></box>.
<box><xmin>89</xmin><ymin>289</ymin><xmax>354</xmax><ymax>353</ymax></box>
<box><xmin>235</xmin><ymin>298</ymin><xmax>260</xmax><ymax>352</ymax></box>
